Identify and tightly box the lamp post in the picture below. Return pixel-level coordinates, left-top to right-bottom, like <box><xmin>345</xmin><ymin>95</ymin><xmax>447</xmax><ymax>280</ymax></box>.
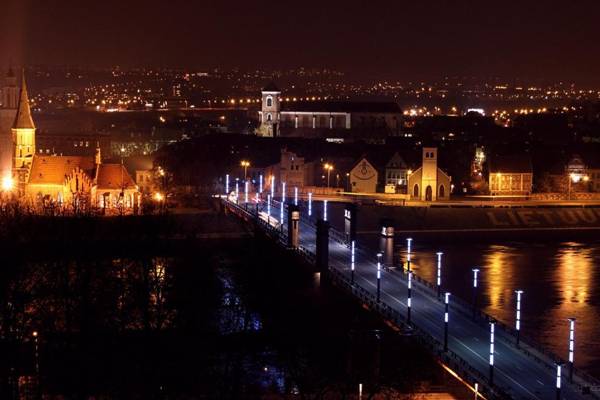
<box><xmin>267</xmin><ymin>194</ymin><xmax>271</xmax><ymax>224</ymax></box>
<box><xmin>474</xmin><ymin>382</ymin><xmax>479</xmax><ymax>400</ymax></box>
<box><xmin>556</xmin><ymin>363</ymin><xmax>562</xmax><ymax>400</ymax></box>
<box><xmin>323</xmin><ymin>200</ymin><xmax>328</xmax><ymax>221</ymax></box>
<box><xmin>240</xmin><ymin>160</ymin><xmax>250</xmax><ymax>179</ymax></box>
<box><xmin>407</xmin><ymin>271</ymin><xmax>412</xmax><ymax>324</ymax></box>
<box><xmin>225</xmin><ymin>174</ymin><xmax>230</xmax><ymax>195</ymax></box>
<box><xmin>436</xmin><ymin>252</ymin><xmax>443</xmax><ymax>300</ymax></box>
<box><xmin>376</xmin><ymin>252</ymin><xmax>382</xmax><ymax>302</ymax></box>
<box><xmin>270</xmin><ymin>175</ymin><xmax>275</xmax><ymax>199</ymax></box>
<box><xmin>259</xmin><ymin>174</ymin><xmax>263</xmax><ymax>194</ymax></box>
<box><xmin>489</xmin><ymin>321</ymin><xmax>495</xmax><ymax>384</ymax></box>
<box><xmin>351</xmin><ymin>240</ymin><xmax>355</xmax><ymax>285</ymax></box>
<box><xmin>308</xmin><ymin>192</ymin><xmax>313</xmax><ymax>216</ymax></box>
<box><xmin>282</xmin><ymin>182</ymin><xmax>286</xmax><ymax>203</ymax></box>
<box><xmin>444</xmin><ymin>292</ymin><xmax>450</xmax><ymax>351</ymax></box>
<box><xmin>33</xmin><ymin>331</ymin><xmax>39</xmax><ymax>377</ymax></box>
<box><xmin>406</xmin><ymin>238</ymin><xmax>412</xmax><ymax>272</ymax></box>
<box><xmin>472</xmin><ymin>268</ymin><xmax>480</xmax><ymax>320</ymax></box>
<box><xmin>324</xmin><ymin>163</ymin><xmax>334</xmax><ymax>187</ymax></box>
<box><xmin>346</xmin><ymin>172</ymin><xmax>350</xmax><ymax>191</ymax></box>
<box><xmin>294</xmin><ymin>187</ymin><xmax>298</xmax><ymax>206</ymax></box>
<box><xmin>235</xmin><ymin>179</ymin><xmax>239</xmax><ymax>204</ymax></box>
<box><xmin>568</xmin><ymin>318</ymin><xmax>575</xmax><ymax>382</ymax></box>
<box><xmin>515</xmin><ymin>290</ymin><xmax>523</xmax><ymax>347</ymax></box>
<box><xmin>244</xmin><ymin>180</ymin><xmax>249</xmax><ymax>204</ymax></box>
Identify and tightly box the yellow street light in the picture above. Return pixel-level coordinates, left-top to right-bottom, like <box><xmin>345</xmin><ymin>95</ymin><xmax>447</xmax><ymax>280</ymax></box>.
<box><xmin>240</xmin><ymin>160</ymin><xmax>250</xmax><ymax>179</ymax></box>
<box><xmin>323</xmin><ymin>163</ymin><xmax>334</xmax><ymax>187</ymax></box>
<box><xmin>154</xmin><ymin>192</ymin><xmax>164</xmax><ymax>202</ymax></box>
<box><xmin>2</xmin><ymin>175</ymin><xmax>14</xmax><ymax>191</ymax></box>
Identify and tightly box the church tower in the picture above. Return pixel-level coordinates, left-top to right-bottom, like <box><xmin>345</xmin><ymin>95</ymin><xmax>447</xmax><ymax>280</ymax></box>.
<box><xmin>12</xmin><ymin>70</ymin><xmax>36</xmax><ymax>194</ymax></box>
<box><xmin>421</xmin><ymin>147</ymin><xmax>438</xmax><ymax>201</ymax></box>
<box><xmin>259</xmin><ymin>82</ymin><xmax>281</xmax><ymax>137</ymax></box>
<box><xmin>0</xmin><ymin>68</ymin><xmax>20</xmax><ymax>178</ymax></box>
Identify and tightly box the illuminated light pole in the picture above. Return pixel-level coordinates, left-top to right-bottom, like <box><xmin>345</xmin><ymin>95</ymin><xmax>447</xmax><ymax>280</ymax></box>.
<box><xmin>376</xmin><ymin>252</ymin><xmax>382</xmax><ymax>302</ymax></box>
<box><xmin>308</xmin><ymin>192</ymin><xmax>313</xmax><ymax>216</ymax></box>
<box><xmin>472</xmin><ymin>268</ymin><xmax>480</xmax><ymax>320</ymax></box>
<box><xmin>323</xmin><ymin>200</ymin><xmax>328</xmax><ymax>221</ymax></box>
<box><xmin>280</xmin><ymin>201</ymin><xmax>284</xmax><ymax>227</ymax></box>
<box><xmin>436</xmin><ymin>252</ymin><xmax>443</xmax><ymax>300</ymax></box>
<box><xmin>568</xmin><ymin>318</ymin><xmax>575</xmax><ymax>382</ymax></box>
<box><xmin>444</xmin><ymin>292</ymin><xmax>450</xmax><ymax>351</ymax></box>
<box><xmin>244</xmin><ymin>180</ymin><xmax>249</xmax><ymax>204</ymax></box>
<box><xmin>235</xmin><ymin>179</ymin><xmax>239</xmax><ymax>204</ymax></box>
<box><xmin>324</xmin><ymin>163</ymin><xmax>334</xmax><ymax>187</ymax></box>
<box><xmin>407</xmin><ymin>271</ymin><xmax>412</xmax><ymax>324</ymax></box>
<box><xmin>240</xmin><ymin>160</ymin><xmax>250</xmax><ymax>179</ymax></box>
<box><xmin>282</xmin><ymin>182</ymin><xmax>286</xmax><ymax>203</ymax></box>
<box><xmin>515</xmin><ymin>290</ymin><xmax>523</xmax><ymax>347</ymax></box>
<box><xmin>474</xmin><ymin>382</ymin><xmax>479</xmax><ymax>400</ymax></box>
<box><xmin>33</xmin><ymin>331</ymin><xmax>39</xmax><ymax>376</ymax></box>
<box><xmin>294</xmin><ymin>186</ymin><xmax>298</xmax><ymax>206</ymax></box>
<box><xmin>270</xmin><ymin>176</ymin><xmax>275</xmax><ymax>199</ymax></box>
<box><xmin>489</xmin><ymin>321</ymin><xmax>495</xmax><ymax>384</ymax></box>
<box><xmin>259</xmin><ymin>174</ymin><xmax>263</xmax><ymax>193</ymax></box>
<box><xmin>267</xmin><ymin>194</ymin><xmax>271</xmax><ymax>224</ymax></box>
<box><xmin>351</xmin><ymin>240</ymin><xmax>355</xmax><ymax>285</ymax></box>
<box><xmin>225</xmin><ymin>174</ymin><xmax>230</xmax><ymax>195</ymax></box>
<box><xmin>556</xmin><ymin>363</ymin><xmax>562</xmax><ymax>400</ymax></box>
<box><xmin>406</xmin><ymin>238</ymin><xmax>412</xmax><ymax>271</ymax></box>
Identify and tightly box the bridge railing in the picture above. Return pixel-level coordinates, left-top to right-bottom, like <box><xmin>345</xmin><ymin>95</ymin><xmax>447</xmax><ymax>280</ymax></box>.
<box><xmin>223</xmin><ymin>198</ymin><xmax>600</xmax><ymax>397</ymax></box>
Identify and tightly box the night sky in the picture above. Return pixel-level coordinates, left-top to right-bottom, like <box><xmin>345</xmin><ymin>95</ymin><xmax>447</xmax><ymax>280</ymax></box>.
<box><xmin>1</xmin><ymin>0</ymin><xmax>600</xmax><ymax>83</ymax></box>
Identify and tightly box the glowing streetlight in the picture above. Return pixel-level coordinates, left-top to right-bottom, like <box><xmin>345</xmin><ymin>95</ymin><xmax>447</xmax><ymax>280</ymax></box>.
<box><xmin>489</xmin><ymin>321</ymin><xmax>495</xmax><ymax>384</ymax></box>
<box><xmin>474</xmin><ymin>382</ymin><xmax>479</xmax><ymax>400</ymax></box>
<box><xmin>267</xmin><ymin>194</ymin><xmax>271</xmax><ymax>223</ymax></box>
<box><xmin>436</xmin><ymin>252</ymin><xmax>443</xmax><ymax>299</ymax></box>
<box><xmin>244</xmin><ymin>181</ymin><xmax>249</xmax><ymax>203</ymax></box>
<box><xmin>308</xmin><ymin>192</ymin><xmax>313</xmax><ymax>216</ymax></box>
<box><xmin>324</xmin><ymin>163</ymin><xmax>334</xmax><ymax>187</ymax></box>
<box><xmin>294</xmin><ymin>187</ymin><xmax>298</xmax><ymax>206</ymax></box>
<box><xmin>270</xmin><ymin>176</ymin><xmax>275</xmax><ymax>198</ymax></box>
<box><xmin>406</xmin><ymin>238</ymin><xmax>413</xmax><ymax>271</ymax></box>
<box><xmin>259</xmin><ymin>174</ymin><xmax>263</xmax><ymax>193</ymax></box>
<box><xmin>33</xmin><ymin>331</ymin><xmax>40</xmax><ymax>376</ymax></box>
<box><xmin>235</xmin><ymin>179</ymin><xmax>239</xmax><ymax>204</ymax></box>
<box><xmin>472</xmin><ymin>268</ymin><xmax>480</xmax><ymax>319</ymax></box>
<box><xmin>556</xmin><ymin>363</ymin><xmax>562</xmax><ymax>400</ymax></box>
<box><xmin>515</xmin><ymin>290</ymin><xmax>523</xmax><ymax>347</ymax></box>
<box><xmin>225</xmin><ymin>174</ymin><xmax>230</xmax><ymax>194</ymax></box>
<box><xmin>407</xmin><ymin>271</ymin><xmax>412</xmax><ymax>324</ymax></box>
<box><xmin>323</xmin><ymin>200</ymin><xmax>328</xmax><ymax>221</ymax></box>
<box><xmin>240</xmin><ymin>160</ymin><xmax>250</xmax><ymax>179</ymax></box>
<box><xmin>444</xmin><ymin>292</ymin><xmax>450</xmax><ymax>351</ymax></box>
<box><xmin>282</xmin><ymin>182</ymin><xmax>286</xmax><ymax>203</ymax></box>
<box><xmin>2</xmin><ymin>175</ymin><xmax>14</xmax><ymax>192</ymax></box>
<box><xmin>351</xmin><ymin>240</ymin><xmax>356</xmax><ymax>285</ymax></box>
<box><xmin>568</xmin><ymin>318</ymin><xmax>575</xmax><ymax>382</ymax></box>
<box><xmin>376</xmin><ymin>252</ymin><xmax>382</xmax><ymax>302</ymax></box>
<box><xmin>280</xmin><ymin>201</ymin><xmax>284</xmax><ymax>227</ymax></box>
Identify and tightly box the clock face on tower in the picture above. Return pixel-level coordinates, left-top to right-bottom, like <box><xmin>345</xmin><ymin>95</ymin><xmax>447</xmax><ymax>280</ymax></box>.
<box><xmin>353</xmin><ymin>160</ymin><xmax>375</xmax><ymax>180</ymax></box>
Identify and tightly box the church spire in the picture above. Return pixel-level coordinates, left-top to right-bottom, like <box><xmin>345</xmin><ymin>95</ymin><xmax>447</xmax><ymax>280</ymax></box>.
<box><xmin>12</xmin><ymin>69</ymin><xmax>35</xmax><ymax>130</ymax></box>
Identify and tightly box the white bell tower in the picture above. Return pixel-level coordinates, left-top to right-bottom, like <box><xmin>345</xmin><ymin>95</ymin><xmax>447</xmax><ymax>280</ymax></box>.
<box><xmin>421</xmin><ymin>147</ymin><xmax>438</xmax><ymax>201</ymax></box>
<box><xmin>259</xmin><ymin>82</ymin><xmax>281</xmax><ymax>137</ymax></box>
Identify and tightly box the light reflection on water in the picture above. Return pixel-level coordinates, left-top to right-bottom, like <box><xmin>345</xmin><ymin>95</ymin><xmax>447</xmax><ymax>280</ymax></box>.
<box><xmin>405</xmin><ymin>240</ymin><xmax>600</xmax><ymax>377</ymax></box>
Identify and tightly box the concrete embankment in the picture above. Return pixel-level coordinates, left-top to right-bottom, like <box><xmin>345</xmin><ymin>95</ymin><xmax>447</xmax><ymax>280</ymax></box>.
<box><xmin>328</xmin><ymin>203</ymin><xmax>600</xmax><ymax>241</ymax></box>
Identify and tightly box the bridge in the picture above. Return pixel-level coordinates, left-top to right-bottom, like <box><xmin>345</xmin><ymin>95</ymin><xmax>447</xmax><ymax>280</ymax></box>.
<box><xmin>222</xmin><ymin>195</ymin><xmax>600</xmax><ymax>400</ymax></box>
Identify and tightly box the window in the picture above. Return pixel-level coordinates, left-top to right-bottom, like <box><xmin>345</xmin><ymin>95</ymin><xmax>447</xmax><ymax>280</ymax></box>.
<box><xmin>267</xmin><ymin>113</ymin><xmax>272</xmax><ymax>122</ymax></box>
<box><xmin>266</xmin><ymin>96</ymin><xmax>273</xmax><ymax>107</ymax></box>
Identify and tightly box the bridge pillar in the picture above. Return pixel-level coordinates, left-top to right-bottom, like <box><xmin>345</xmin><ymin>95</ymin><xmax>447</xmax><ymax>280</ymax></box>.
<box><xmin>287</xmin><ymin>205</ymin><xmax>300</xmax><ymax>249</ymax></box>
<box><xmin>379</xmin><ymin>220</ymin><xmax>394</xmax><ymax>269</ymax></box>
<box><xmin>344</xmin><ymin>203</ymin><xmax>357</xmax><ymax>243</ymax></box>
<box><xmin>316</xmin><ymin>219</ymin><xmax>330</xmax><ymax>273</ymax></box>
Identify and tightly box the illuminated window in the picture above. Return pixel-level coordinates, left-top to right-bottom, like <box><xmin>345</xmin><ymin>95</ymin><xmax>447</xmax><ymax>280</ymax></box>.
<box><xmin>266</xmin><ymin>96</ymin><xmax>273</xmax><ymax>107</ymax></box>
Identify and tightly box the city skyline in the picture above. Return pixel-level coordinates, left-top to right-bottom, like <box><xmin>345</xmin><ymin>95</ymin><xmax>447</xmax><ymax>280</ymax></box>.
<box><xmin>2</xmin><ymin>0</ymin><xmax>600</xmax><ymax>84</ymax></box>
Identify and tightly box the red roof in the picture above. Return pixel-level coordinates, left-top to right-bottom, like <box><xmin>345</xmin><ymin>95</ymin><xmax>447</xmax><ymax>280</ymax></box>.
<box><xmin>96</xmin><ymin>164</ymin><xmax>137</xmax><ymax>190</ymax></box>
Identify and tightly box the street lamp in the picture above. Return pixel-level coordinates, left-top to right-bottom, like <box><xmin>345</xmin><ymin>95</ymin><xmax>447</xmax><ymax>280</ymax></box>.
<box><xmin>556</xmin><ymin>363</ymin><xmax>562</xmax><ymax>400</ymax></box>
<box><xmin>294</xmin><ymin>186</ymin><xmax>298</xmax><ymax>206</ymax></box>
<box><xmin>407</xmin><ymin>271</ymin><xmax>412</xmax><ymax>324</ymax></box>
<box><xmin>259</xmin><ymin>174</ymin><xmax>263</xmax><ymax>194</ymax></box>
<box><xmin>282</xmin><ymin>182</ymin><xmax>286</xmax><ymax>203</ymax></box>
<box><xmin>244</xmin><ymin>180</ymin><xmax>249</xmax><ymax>204</ymax></box>
<box><xmin>267</xmin><ymin>194</ymin><xmax>271</xmax><ymax>223</ymax></box>
<box><xmin>308</xmin><ymin>192</ymin><xmax>313</xmax><ymax>216</ymax></box>
<box><xmin>240</xmin><ymin>160</ymin><xmax>250</xmax><ymax>179</ymax></box>
<box><xmin>225</xmin><ymin>174</ymin><xmax>230</xmax><ymax>195</ymax></box>
<box><xmin>406</xmin><ymin>238</ymin><xmax>413</xmax><ymax>271</ymax></box>
<box><xmin>436</xmin><ymin>252</ymin><xmax>443</xmax><ymax>299</ymax></box>
<box><xmin>444</xmin><ymin>292</ymin><xmax>450</xmax><ymax>351</ymax></box>
<box><xmin>270</xmin><ymin>175</ymin><xmax>275</xmax><ymax>199</ymax></box>
<box><xmin>376</xmin><ymin>252</ymin><xmax>382</xmax><ymax>302</ymax></box>
<box><xmin>235</xmin><ymin>179</ymin><xmax>239</xmax><ymax>204</ymax></box>
<box><xmin>33</xmin><ymin>331</ymin><xmax>40</xmax><ymax>376</ymax></box>
<box><xmin>515</xmin><ymin>290</ymin><xmax>523</xmax><ymax>347</ymax></box>
<box><xmin>568</xmin><ymin>318</ymin><xmax>575</xmax><ymax>382</ymax></box>
<box><xmin>489</xmin><ymin>321</ymin><xmax>495</xmax><ymax>384</ymax></box>
<box><xmin>472</xmin><ymin>268</ymin><xmax>480</xmax><ymax>320</ymax></box>
<box><xmin>323</xmin><ymin>200</ymin><xmax>328</xmax><ymax>221</ymax></box>
<box><xmin>1</xmin><ymin>175</ymin><xmax>13</xmax><ymax>192</ymax></box>
<box><xmin>324</xmin><ymin>163</ymin><xmax>334</xmax><ymax>187</ymax></box>
<box><xmin>351</xmin><ymin>240</ymin><xmax>355</xmax><ymax>285</ymax></box>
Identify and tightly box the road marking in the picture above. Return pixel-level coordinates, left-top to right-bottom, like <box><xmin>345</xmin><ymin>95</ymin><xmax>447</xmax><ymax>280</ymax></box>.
<box><xmin>537</xmin><ymin>380</ymin><xmax>544</xmax><ymax>386</ymax></box>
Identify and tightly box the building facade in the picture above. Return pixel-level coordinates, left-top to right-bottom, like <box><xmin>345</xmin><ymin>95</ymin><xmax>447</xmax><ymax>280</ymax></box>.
<box><xmin>349</xmin><ymin>157</ymin><xmax>378</xmax><ymax>193</ymax></box>
<box><xmin>408</xmin><ymin>147</ymin><xmax>451</xmax><ymax>201</ymax></box>
<box><xmin>488</xmin><ymin>155</ymin><xmax>533</xmax><ymax>196</ymax></box>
